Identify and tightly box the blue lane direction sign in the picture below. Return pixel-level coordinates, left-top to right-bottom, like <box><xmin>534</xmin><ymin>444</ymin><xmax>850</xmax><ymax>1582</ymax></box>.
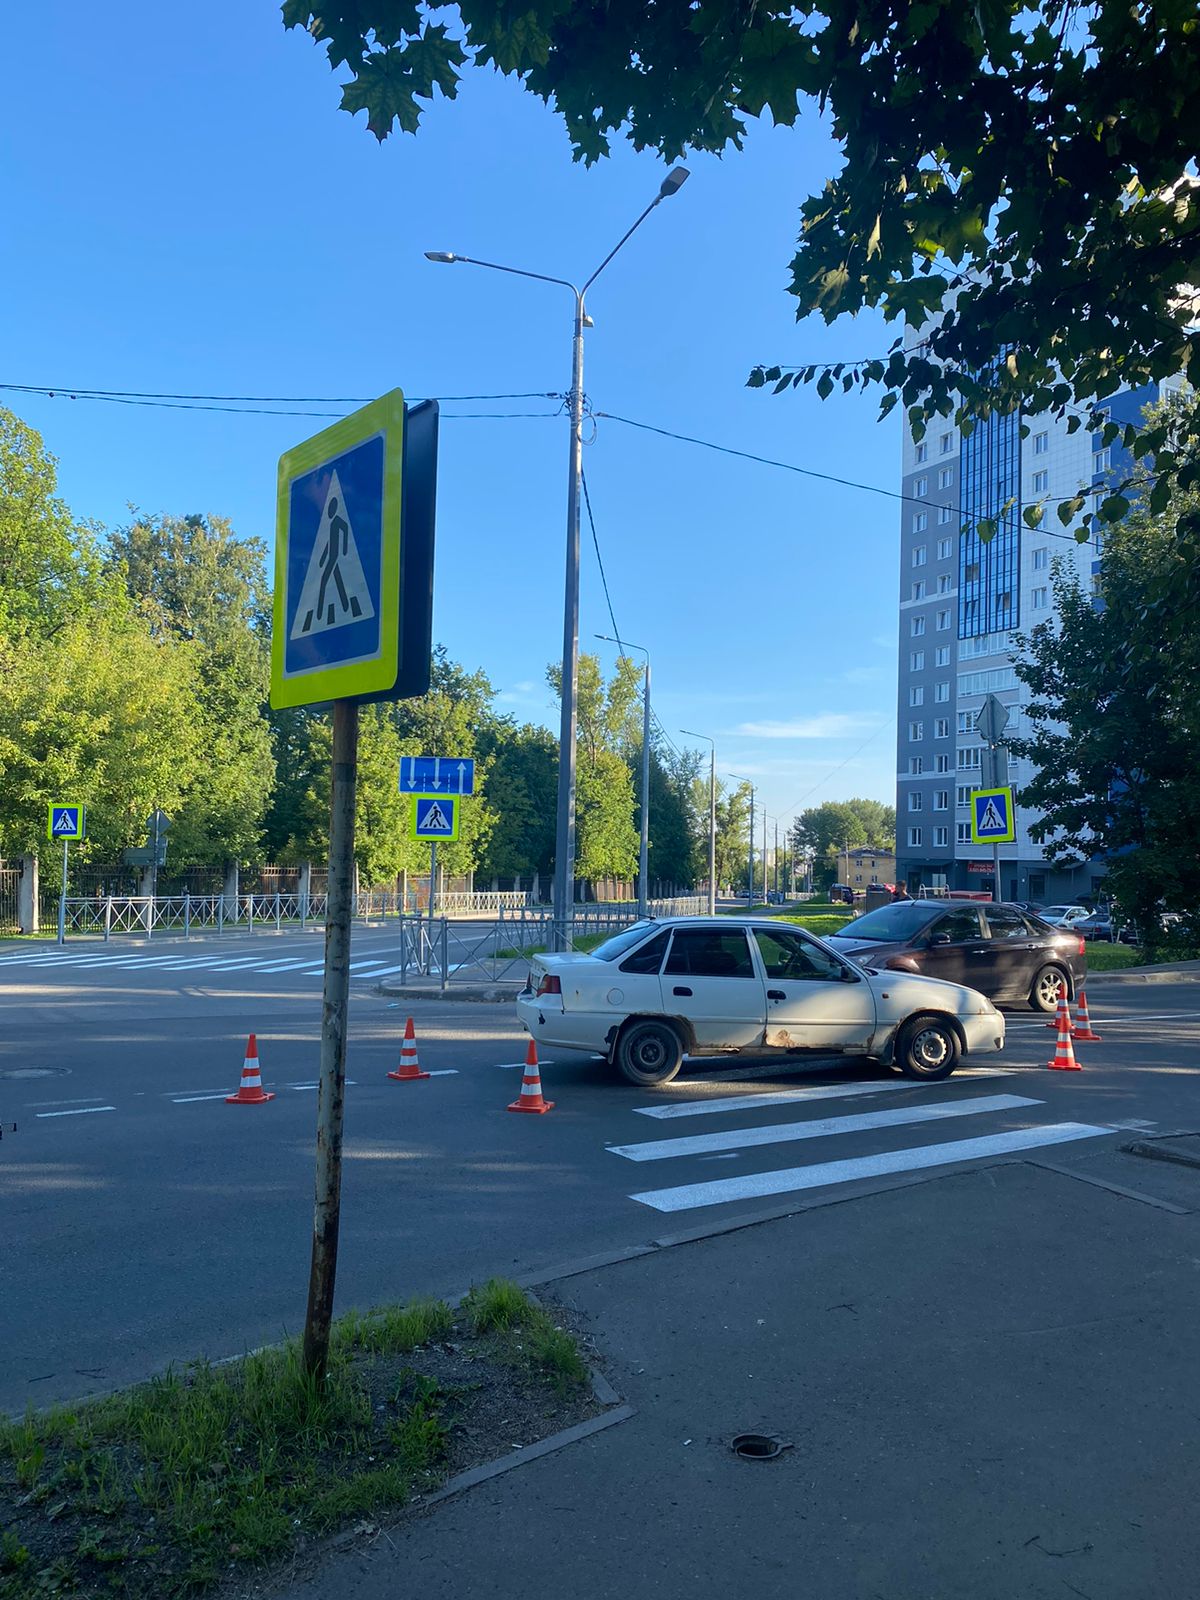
<box><xmin>971</xmin><ymin>786</ymin><xmax>1016</xmax><ymax>844</ymax></box>
<box><xmin>412</xmin><ymin>795</ymin><xmax>460</xmax><ymax>841</ymax></box>
<box><xmin>48</xmin><ymin>805</ymin><xmax>85</xmax><ymax>841</ymax></box>
<box><xmin>399</xmin><ymin>756</ymin><xmax>474</xmax><ymax>795</ymax></box>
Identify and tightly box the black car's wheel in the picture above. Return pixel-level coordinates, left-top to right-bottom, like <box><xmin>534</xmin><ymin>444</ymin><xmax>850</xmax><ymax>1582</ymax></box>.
<box><xmin>895</xmin><ymin>1015</ymin><xmax>960</xmax><ymax>1081</ymax></box>
<box><xmin>615</xmin><ymin>1018</ymin><xmax>685</xmax><ymax>1087</ymax></box>
<box><xmin>1030</xmin><ymin>964</ymin><xmax>1070</xmax><ymax>1013</ymax></box>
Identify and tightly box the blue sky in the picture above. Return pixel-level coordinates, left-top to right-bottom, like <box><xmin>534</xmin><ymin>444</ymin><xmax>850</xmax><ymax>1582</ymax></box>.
<box><xmin>3</xmin><ymin>2</ymin><xmax>901</xmax><ymax>828</ymax></box>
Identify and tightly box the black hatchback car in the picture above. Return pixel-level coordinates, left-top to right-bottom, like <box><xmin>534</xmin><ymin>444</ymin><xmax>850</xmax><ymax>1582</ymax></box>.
<box><xmin>827</xmin><ymin>900</ymin><xmax>1087</xmax><ymax>1012</ymax></box>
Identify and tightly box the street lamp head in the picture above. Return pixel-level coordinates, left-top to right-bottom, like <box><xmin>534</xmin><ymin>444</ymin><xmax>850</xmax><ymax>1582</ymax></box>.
<box><xmin>659</xmin><ymin>166</ymin><xmax>690</xmax><ymax>199</ymax></box>
<box><xmin>423</xmin><ymin>251</ymin><xmax>457</xmax><ymax>264</ymax></box>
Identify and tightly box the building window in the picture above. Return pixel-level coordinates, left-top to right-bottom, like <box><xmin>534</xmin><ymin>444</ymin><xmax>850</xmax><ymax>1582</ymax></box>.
<box><xmin>915</xmin><ymin>442</ymin><xmax>928</xmax><ymax>463</ymax></box>
<box><xmin>911</xmin><ymin>616</ymin><xmax>926</xmax><ymax>636</ymax></box>
<box><xmin>936</xmin><ymin>537</ymin><xmax>952</xmax><ymax>559</ymax></box>
<box><xmin>957</xmin><ymin>711</ymin><xmax>974</xmax><ymax>734</ymax></box>
<box><xmin>908</xmin><ymin>792</ymin><xmax>923</xmax><ymax>812</ymax></box>
<box><xmin>940</xmin><ymin>432</ymin><xmax>954</xmax><ymax>455</ymax></box>
<box><xmin>957</xmin><ymin>785</ymin><xmax>973</xmax><ymax>807</ymax></box>
<box><xmin>964</xmin><ymin>561</ymin><xmax>981</xmax><ymax>583</ymax></box>
<box><xmin>934</xmin><ymin>716</ymin><xmax>950</xmax><ymax>737</ymax></box>
<box><xmin>912</xmin><ymin>544</ymin><xmax>927</xmax><ymax>566</ymax></box>
<box><xmin>915</xmin><ymin>476</ymin><xmax>928</xmax><ymax>496</ymax></box>
<box><xmin>1034</xmin><ymin>431</ymin><xmax>1049</xmax><ymax>455</ymax></box>
<box><xmin>958</xmin><ymin>667</ymin><xmax>1016</xmax><ymax>695</ymax></box>
<box><xmin>908</xmin><ymin>721</ymin><xmax>924</xmax><ymax>741</ymax></box>
<box><xmin>938</xmin><ymin>467</ymin><xmax>953</xmax><ymax>489</ymax></box>
<box><xmin>957</xmin><ymin>822</ymin><xmax>972</xmax><ymax>843</ymax></box>
<box><xmin>1033</xmin><ymin>547</ymin><xmax>1049</xmax><ymax>570</ymax></box>
<box><xmin>934</xmin><ymin>791</ymin><xmax>949</xmax><ymax>812</ymax></box>
<box><xmin>936</xmin><ymin>752</ymin><xmax>951</xmax><ymax>772</ymax></box>
<box><xmin>909</xmin><ymin>686</ymin><xmax>925</xmax><ymax>707</ymax></box>
<box><xmin>938</xmin><ymin>573</ymin><xmax>952</xmax><ymax>594</ymax></box>
<box><xmin>938</xmin><ymin>506</ymin><xmax>953</xmax><ymax>525</ymax></box>
<box><xmin>912</xmin><ymin>580</ymin><xmax>927</xmax><ymax>600</ymax></box>
<box><xmin>910</xmin><ymin>650</ymin><xmax>925</xmax><ymax>671</ymax></box>
<box><xmin>936</xmin><ymin>609</ymin><xmax>951</xmax><ymax>630</ymax></box>
<box><xmin>934</xmin><ymin>681</ymin><xmax>950</xmax><ymax>702</ymax></box>
<box><xmin>1094</xmin><ymin>447</ymin><xmax>1111</xmax><ymax>474</ymax></box>
<box><xmin>957</xmin><ymin>747</ymin><xmax>982</xmax><ymax>770</ymax></box>
<box><xmin>1032</xmin><ymin>586</ymin><xmax>1049</xmax><ymax>610</ymax></box>
<box><xmin>934</xmin><ymin>826</ymin><xmax>949</xmax><ymax>847</ymax></box>
<box><xmin>935</xmin><ymin>647</ymin><xmax>950</xmax><ymax>667</ymax></box>
<box><xmin>1032</xmin><ymin>469</ymin><xmax>1048</xmax><ymax>494</ymax></box>
<box><xmin>908</xmin><ymin>827</ymin><xmax>923</xmax><ymax>847</ymax></box>
<box><xmin>908</xmin><ymin>756</ymin><xmax>923</xmax><ymax>774</ymax></box>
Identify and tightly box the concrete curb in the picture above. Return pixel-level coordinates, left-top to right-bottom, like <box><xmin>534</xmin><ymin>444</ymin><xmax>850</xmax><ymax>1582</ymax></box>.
<box><xmin>377</xmin><ymin>982</ymin><xmax>522</xmax><ymax>1005</ymax></box>
<box><xmin>1085</xmin><ymin>963</ymin><xmax>1200</xmax><ymax>986</ymax></box>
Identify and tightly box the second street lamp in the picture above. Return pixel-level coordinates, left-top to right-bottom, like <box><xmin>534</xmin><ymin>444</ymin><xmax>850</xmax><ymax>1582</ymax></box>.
<box><xmin>596</xmin><ymin>634</ymin><xmax>651</xmax><ymax>919</ymax></box>
<box><xmin>425</xmin><ymin>166</ymin><xmax>689</xmax><ymax>947</ymax></box>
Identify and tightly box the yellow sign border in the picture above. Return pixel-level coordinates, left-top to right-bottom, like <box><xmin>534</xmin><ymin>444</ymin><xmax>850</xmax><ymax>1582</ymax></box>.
<box><xmin>47</xmin><ymin>803</ymin><xmax>85</xmax><ymax>841</ymax></box>
<box><xmin>270</xmin><ymin>389</ymin><xmax>405</xmax><ymax>709</ymax></box>
<box><xmin>970</xmin><ymin>786</ymin><xmax>1016</xmax><ymax>844</ymax></box>
<box><xmin>409</xmin><ymin>794</ymin><xmax>460</xmax><ymax>842</ymax></box>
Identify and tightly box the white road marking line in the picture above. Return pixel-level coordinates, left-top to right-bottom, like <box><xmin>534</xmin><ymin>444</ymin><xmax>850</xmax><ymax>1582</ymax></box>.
<box><xmin>27</xmin><ymin>1096</ymin><xmax>109</xmax><ymax>1108</ymax></box>
<box><xmin>172</xmin><ymin>1093</ymin><xmax>235</xmax><ymax>1103</ymax></box>
<box><xmin>629</xmin><ymin>1122</ymin><xmax>1111</xmax><ymax>1212</ymax></box>
<box><xmin>634</xmin><ymin>1069</ymin><xmax>1014</xmax><ymax>1121</ymax></box>
<box><xmin>363</xmin><ymin>965</ymin><xmax>404</xmax><ymax>977</ymax></box>
<box><xmin>426</xmin><ymin>1069</ymin><xmax>459</xmax><ymax>1077</ymax></box>
<box><xmin>36</xmin><ymin>1105</ymin><xmax>117</xmax><ymax>1118</ymax></box>
<box><xmin>246</xmin><ymin>959</ymin><xmax>319</xmax><ymax>972</ymax></box>
<box><xmin>609</xmin><ymin>1093</ymin><xmax>1043</xmax><ymax>1163</ymax></box>
<box><xmin>287</xmin><ymin>1080</ymin><xmax>358</xmax><ymax>1091</ymax></box>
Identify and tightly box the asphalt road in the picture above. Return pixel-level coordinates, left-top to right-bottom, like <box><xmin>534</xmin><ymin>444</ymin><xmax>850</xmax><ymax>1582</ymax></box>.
<box><xmin>2</xmin><ymin>928</ymin><xmax>1198</xmax><ymax>1414</ymax></box>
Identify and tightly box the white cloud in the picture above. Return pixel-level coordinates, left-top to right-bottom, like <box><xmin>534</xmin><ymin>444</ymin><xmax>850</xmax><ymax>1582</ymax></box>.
<box><xmin>732</xmin><ymin>713</ymin><xmax>882</xmax><ymax>740</ymax></box>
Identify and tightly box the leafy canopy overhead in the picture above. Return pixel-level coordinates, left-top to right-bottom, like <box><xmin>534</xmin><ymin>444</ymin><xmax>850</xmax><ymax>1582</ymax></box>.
<box><xmin>286</xmin><ymin>1</ymin><xmax>1200</xmax><ymax>535</ymax></box>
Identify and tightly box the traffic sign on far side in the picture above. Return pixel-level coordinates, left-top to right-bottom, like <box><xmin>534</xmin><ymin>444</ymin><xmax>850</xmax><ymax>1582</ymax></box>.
<box><xmin>399</xmin><ymin>756</ymin><xmax>474</xmax><ymax>795</ymax></box>
<box><xmin>48</xmin><ymin>805</ymin><xmax>85</xmax><ymax>841</ymax></box>
<box><xmin>970</xmin><ymin>786</ymin><xmax>1016</xmax><ymax>844</ymax></box>
<box><xmin>411</xmin><ymin>795</ymin><xmax>460</xmax><ymax>840</ymax></box>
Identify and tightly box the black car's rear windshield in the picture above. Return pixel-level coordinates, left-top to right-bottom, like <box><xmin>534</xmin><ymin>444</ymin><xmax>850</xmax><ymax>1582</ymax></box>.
<box><xmin>833</xmin><ymin>902</ymin><xmax>942</xmax><ymax>942</ymax></box>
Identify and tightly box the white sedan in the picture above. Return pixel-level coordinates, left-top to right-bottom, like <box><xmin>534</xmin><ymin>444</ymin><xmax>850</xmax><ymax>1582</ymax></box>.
<box><xmin>516</xmin><ymin>917</ymin><xmax>1005</xmax><ymax>1087</ymax></box>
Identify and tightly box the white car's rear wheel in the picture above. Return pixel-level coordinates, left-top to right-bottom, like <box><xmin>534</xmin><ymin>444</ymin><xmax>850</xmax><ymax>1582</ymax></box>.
<box><xmin>616</xmin><ymin>1019</ymin><xmax>685</xmax><ymax>1087</ymax></box>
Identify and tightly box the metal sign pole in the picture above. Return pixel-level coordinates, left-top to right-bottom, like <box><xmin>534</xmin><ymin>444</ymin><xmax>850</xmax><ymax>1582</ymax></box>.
<box><xmin>429</xmin><ymin>839</ymin><xmax>438</xmax><ymax>966</ymax></box>
<box><xmin>57</xmin><ymin>838</ymin><xmax>68</xmax><ymax>946</ymax></box>
<box><xmin>302</xmin><ymin>697</ymin><xmax>358</xmax><ymax>1385</ymax></box>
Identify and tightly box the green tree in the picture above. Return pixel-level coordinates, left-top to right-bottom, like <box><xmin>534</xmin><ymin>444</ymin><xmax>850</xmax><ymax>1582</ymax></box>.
<box><xmin>647</xmin><ymin>745</ymin><xmax>701</xmax><ymax>889</ymax></box>
<box><xmin>289</xmin><ymin>2</ymin><xmax>1200</xmax><ymax>537</ymax></box>
<box><xmin>547</xmin><ymin>653</ymin><xmax>640</xmax><ymax>884</ymax></box>
<box><xmin>0</xmin><ymin>407</ymin><xmax>102</xmax><ymax>635</ymax></box>
<box><xmin>109</xmin><ymin>512</ymin><xmax>275</xmax><ymax>864</ymax></box>
<box><xmin>1009</xmin><ymin>506</ymin><xmax>1200</xmax><ymax>950</ymax></box>
<box><xmin>476</xmin><ymin>723</ymin><xmax>557</xmax><ymax>881</ymax></box>
<box><xmin>712</xmin><ymin>780</ymin><xmax>753</xmax><ymax>894</ymax></box>
<box><xmin>791</xmin><ymin>799</ymin><xmax>895</xmax><ymax>891</ymax></box>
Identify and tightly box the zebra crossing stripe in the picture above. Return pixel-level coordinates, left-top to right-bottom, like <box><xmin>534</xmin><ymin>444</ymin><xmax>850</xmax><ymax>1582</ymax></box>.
<box><xmin>634</xmin><ymin>1069</ymin><xmax>1014</xmax><ymax>1121</ymax></box>
<box><xmin>628</xmin><ymin>1122</ymin><xmax>1111</xmax><ymax>1213</ymax></box>
<box><xmin>609</xmin><ymin>1093</ymin><xmax>1041</xmax><ymax>1163</ymax></box>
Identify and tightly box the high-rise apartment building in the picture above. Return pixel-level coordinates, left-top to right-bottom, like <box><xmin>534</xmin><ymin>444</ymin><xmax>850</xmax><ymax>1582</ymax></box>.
<box><xmin>894</xmin><ymin>366</ymin><xmax>1178</xmax><ymax>902</ymax></box>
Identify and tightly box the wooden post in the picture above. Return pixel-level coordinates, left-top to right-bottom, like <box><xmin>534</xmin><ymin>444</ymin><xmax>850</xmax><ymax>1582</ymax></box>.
<box><xmin>302</xmin><ymin>698</ymin><xmax>358</xmax><ymax>1385</ymax></box>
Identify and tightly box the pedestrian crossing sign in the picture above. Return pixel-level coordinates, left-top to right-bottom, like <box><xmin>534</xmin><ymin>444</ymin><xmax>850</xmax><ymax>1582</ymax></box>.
<box><xmin>970</xmin><ymin>786</ymin><xmax>1015</xmax><ymax>844</ymax></box>
<box><xmin>271</xmin><ymin>390</ymin><xmax>405</xmax><ymax>709</ymax></box>
<box><xmin>411</xmin><ymin>795</ymin><xmax>460</xmax><ymax>841</ymax></box>
<box><xmin>47</xmin><ymin>804</ymin><xmax>85</xmax><ymax>841</ymax></box>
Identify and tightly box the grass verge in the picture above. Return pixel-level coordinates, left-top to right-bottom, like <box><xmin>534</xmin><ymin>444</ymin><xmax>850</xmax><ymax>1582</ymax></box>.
<box><xmin>775</xmin><ymin>912</ymin><xmax>857</xmax><ymax>937</ymax></box>
<box><xmin>494</xmin><ymin>932</ymin><xmax>609</xmax><ymax>961</ymax></box>
<box><xmin>0</xmin><ymin>1283</ymin><xmax>593</xmax><ymax>1599</ymax></box>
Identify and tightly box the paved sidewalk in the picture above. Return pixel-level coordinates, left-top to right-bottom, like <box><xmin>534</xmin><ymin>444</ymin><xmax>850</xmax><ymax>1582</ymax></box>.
<box><xmin>265</xmin><ymin>1158</ymin><xmax>1200</xmax><ymax>1600</ymax></box>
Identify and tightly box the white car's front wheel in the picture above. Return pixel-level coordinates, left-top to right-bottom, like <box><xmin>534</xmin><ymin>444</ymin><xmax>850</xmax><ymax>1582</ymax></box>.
<box><xmin>895</xmin><ymin>1015</ymin><xmax>960</xmax><ymax>1081</ymax></box>
<box><xmin>615</xmin><ymin>1019</ymin><xmax>685</xmax><ymax>1087</ymax></box>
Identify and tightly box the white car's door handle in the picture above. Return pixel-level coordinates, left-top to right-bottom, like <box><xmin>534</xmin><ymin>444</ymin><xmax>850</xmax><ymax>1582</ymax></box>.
<box><xmin>672</xmin><ymin>985</ymin><xmax>692</xmax><ymax>997</ymax></box>
<box><xmin>767</xmin><ymin>989</ymin><xmax>786</xmax><ymax>1001</ymax></box>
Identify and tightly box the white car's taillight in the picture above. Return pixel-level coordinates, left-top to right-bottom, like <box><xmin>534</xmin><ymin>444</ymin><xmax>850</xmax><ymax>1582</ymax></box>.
<box><xmin>536</xmin><ymin>973</ymin><xmax>562</xmax><ymax>997</ymax></box>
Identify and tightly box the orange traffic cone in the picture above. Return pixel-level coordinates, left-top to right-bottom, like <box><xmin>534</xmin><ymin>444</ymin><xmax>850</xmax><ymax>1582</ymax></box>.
<box><xmin>1046</xmin><ymin>980</ymin><xmax>1068</xmax><ymax>1028</ymax></box>
<box><xmin>387</xmin><ymin>1016</ymin><xmax>431</xmax><ymax>1081</ymax></box>
<box><xmin>508</xmin><ymin>1040</ymin><xmax>554</xmax><ymax>1114</ymax></box>
<box><xmin>226</xmin><ymin>1034</ymin><xmax>275</xmax><ymax>1103</ymax></box>
<box><xmin>1047</xmin><ymin>993</ymin><xmax>1082</xmax><ymax>1071</ymax></box>
<box><xmin>1071</xmin><ymin>988</ymin><xmax>1102</xmax><ymax>1043</ymax></box>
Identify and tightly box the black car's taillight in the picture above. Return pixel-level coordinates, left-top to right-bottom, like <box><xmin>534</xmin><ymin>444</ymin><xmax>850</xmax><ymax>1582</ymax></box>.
<box><xmin>1077</xmin><ymin>936</ymin><xmax>1086</xmax><ymax>957</ymax></box>
<box><xmin>536</xmin><ymin>973</ymin><xmax>562</xmax><ymax>997</ymax></box>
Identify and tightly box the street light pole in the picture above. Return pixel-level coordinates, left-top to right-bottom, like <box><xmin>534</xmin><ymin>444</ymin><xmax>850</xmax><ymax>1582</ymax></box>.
<box><xmin>681</xmin><ymin>729</ymin><xmax>716</xmax><ymax>915</ymax></box>
<box><xmin>597</xmin><ymin>635</ymin><xmax>651</xmax><ymax>919</ymax></box>
<box><xmin>425</xmin><ymin>166</ymin><xmax>689</xmax><ymax>949</ymax></box>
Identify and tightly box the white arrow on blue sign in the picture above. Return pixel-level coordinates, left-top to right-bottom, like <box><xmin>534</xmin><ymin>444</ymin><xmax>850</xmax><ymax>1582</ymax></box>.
<box><xmin>399</xmin><ymin>756</ymin><xmax>474</xmax><ymax>795</ymax></box>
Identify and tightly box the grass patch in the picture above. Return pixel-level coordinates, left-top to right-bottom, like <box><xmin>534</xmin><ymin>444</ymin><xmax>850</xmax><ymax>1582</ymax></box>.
<box><xmin>1084</xmin><ymin>942</ymin><xmax>1147</xmax><ymax>971</ymax></box>
<box><xmin>775</xmin><ymin>912</ymin><xmax>856</xmax><ymax>937</ymax></box>
<box><xmin>0</xmin><ymin>1284</ymin><xmax>594</xmax><ymax>1599</ymax></box>
<box><xmin>495</xmin><ymin>932</ymin><xmax>609</xmax><ymax>961</ymax></box>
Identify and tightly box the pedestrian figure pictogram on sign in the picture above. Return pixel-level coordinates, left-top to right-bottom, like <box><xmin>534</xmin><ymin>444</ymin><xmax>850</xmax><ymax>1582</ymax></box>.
<box><xmin>411</xmin><ymin>794</ymin><xmax>460</xmax><ymax>840</ymax></box>
<box><xmin>47</xmin><ymin>805</ymin><xmax>85</xmax><ymax>841</ymax></box>
<box><xmin>290</xmin><ymin>469</ymin><xmax>376</xmax><ymax>640</ymax></box>
<box><xmin>970</xmin><ymin>786</ymin><xmax>1016</xmax><ymax>844</ymax></box>
<box><xmin>977</xmin><ymin>798</ymin><xmax>1005</xmax><ymax>833</ymax></box>
<box><xmin>421</xmin><ymin>801</ymin><xmax>450</xmax><ymax>832</ymax></box>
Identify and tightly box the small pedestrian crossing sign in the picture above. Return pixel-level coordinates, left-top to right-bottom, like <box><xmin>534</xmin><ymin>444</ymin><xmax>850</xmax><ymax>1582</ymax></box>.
<box><xmin>970</xmin><ymin>786</ymin><xmax>1015</xmax><ymax>844</ymax></box>
<box><xmin>411</xmin><ymin>795</ymin><xmax>460</xmax><ymax>841</ymax></box>
<box><xmin>47</xmin><ymin>804</ymin><xmax>85</xmax><ymax>841</ymax></box>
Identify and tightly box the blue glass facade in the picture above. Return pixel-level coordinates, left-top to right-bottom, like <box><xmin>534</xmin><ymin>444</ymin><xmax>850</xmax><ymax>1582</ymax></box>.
<box><xmin>958</xmin><ymin>403</ymin><xmax>1021</xmax><ymax>638</ymax></box>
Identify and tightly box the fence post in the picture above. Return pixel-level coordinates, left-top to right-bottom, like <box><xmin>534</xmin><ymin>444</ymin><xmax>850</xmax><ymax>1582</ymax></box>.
<box><xmin>218</xmin><ymin>893</ymin><xmax>225</xmax><ymax>937</ymax></box>
<box><xmin>247</xmin><ymin>895</ymin><xmax>254</xmax><ymax>936</ymax></box>
<box><xmin>184</xmin><ymin>890</ymin><xmax>191</xmax><ymax>940</ymax></box>
<box><xmin>275</xmin><ymin>891</ymin><xmax>282</xmax><ymax>933</ymax></box>
<box><xmin>104</xmin><ymin>894</ymin><xmax>112</xmax><ymax>943</ymax></box>
<box><xmin>440</xmin><ymin>919</ymin><xmax>448</xmax><ymax>993</ymax></box>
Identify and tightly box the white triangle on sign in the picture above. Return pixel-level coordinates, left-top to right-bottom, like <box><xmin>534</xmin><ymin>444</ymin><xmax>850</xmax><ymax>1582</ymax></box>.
<box><xmin>421</xmin><ymin>802</ymin><xmax>451</xmax><ymax>833</ymax></box>
<box><xmin>53</xmin><ymin>810</ymin><xmax>74</xmax><ymax>834</ymax></box>
<box><xmin>290</xmin><ymin>469</ymin><xmax>376</xmax><ymax>641</ymax></box>
<box><xmin>978</xmin><ymin>798</ymin><xmax>1006</xmax><ymax>832</ymax></box>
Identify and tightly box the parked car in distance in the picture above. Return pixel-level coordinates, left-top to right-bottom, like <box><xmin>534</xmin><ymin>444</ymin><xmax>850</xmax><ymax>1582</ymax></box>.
<box><xmin>1075</xmin><ymin>910</ymin><xmax>1116</xmax><ymax>942</ymax></box>
<box><xmin>517</xmin><ymin>917</ymin><xmax>1005</xmax><ymax>1087</ymax></box>
<box><xmin>1039</xmin><ymin>905</ymin><xmax>1092</xmax><ymax>929</ymax></box>
<box><xmin>825</xmin><ymin>900</ymin><xmax>1086</xmax><ymax>1012</ymax></box>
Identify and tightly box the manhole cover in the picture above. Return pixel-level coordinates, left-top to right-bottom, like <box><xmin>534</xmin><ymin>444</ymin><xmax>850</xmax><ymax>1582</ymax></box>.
<box><xmin>730</xmin><ymin>1433</ymin><xmax>794</xmax><ymax>1461</ymax></box>
<box><xmin>0</xmin><ymin>1067</ymin><xmax>69</xmax><ymax>1080</ymax></box>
